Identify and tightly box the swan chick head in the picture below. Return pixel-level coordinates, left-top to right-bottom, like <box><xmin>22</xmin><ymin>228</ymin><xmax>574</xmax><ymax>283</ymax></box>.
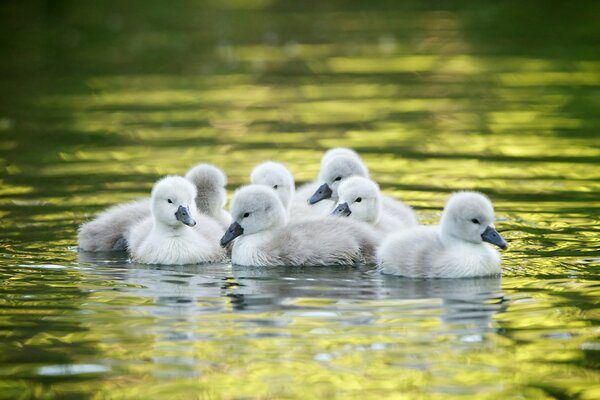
<box><xmin>221</xmin><ymin>185</ymin><xmax>288</xmax><ymax>246</ymax></box>
<box><xmin>440</xmin><ymin>191</ymin><xmax>507</xmax><ymax>250</ymax></box>
<box><xmin>184</xmin><ymin>163</ymin><xmax>227</xmax><ymax>209</ymax></box>
<box><xmin>250</xmin><ymin>161</ymin><xmax>295</xmax><ymax>210</ymax></box>
<box><xmin>185</xmin><ymin>163</ymin><xmax>227</xmax><ymax>188</ymax></box>
<box><xmin>332</xmin><ymin>176</ymin><xmax>381</xmax><ymax>224</ymax></box>
<box><xmin>320</xmin><ymin>147</ymin><xmax>362</xmax><ymax>169</ymax></box>
<box><xmin>309</xmin><ymin>155</ymin><xmax>369</xmax><ymax>204</ymax></box>
<box><xmin>151</xmin><ymin>176</ymin><xmax>197</xmax><ymax>228</ymax></box>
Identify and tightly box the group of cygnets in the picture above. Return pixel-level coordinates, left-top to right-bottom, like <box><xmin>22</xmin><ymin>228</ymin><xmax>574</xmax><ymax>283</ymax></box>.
<box><xmin>78</xmin><ymin>148</ymin><xmax>508</xmax><ymax>278</ymax></box>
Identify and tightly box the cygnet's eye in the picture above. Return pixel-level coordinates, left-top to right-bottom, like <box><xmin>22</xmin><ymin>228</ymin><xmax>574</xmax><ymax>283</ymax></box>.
<box><xmin>273</xmin><ymin>185</ymin><xmax>278</xmax><ymax>190</ymax></box>
<box><xmin>355</xmin><ymin>197</ymin><xmax>362</xmax><ymax>203</ymax></box>
<box><xmin>167</xmin><ymin>199</ymin><xmax>173</xmax><ymax>204</ymax></box>
<box><xmin>334</xmin><ymin>176</ymin><xmax>342</xmax><ymax>182</ymax></box>
<box><xmin>243</xmin><ymin>212</ymin><xmax>250</xmax><ymax>218</ymax></box>
<box><xmin>471</xmin><ymin>218</ymin><xmax>480</xmax><ymax>224</ymax></box>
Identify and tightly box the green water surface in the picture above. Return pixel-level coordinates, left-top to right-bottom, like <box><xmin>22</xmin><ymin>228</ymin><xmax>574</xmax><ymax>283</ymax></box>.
<box><xmin>0</xmin><ymin>1</ymin><xmax>599</xmax><ymax>398</ymax></box>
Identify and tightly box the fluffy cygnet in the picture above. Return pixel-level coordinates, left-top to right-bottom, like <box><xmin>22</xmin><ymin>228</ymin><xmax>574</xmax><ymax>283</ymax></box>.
<box><xmin>78</xmin><ymin>163</ymin><xmax>229</xmax><ymax>252</ymax></box>
<box><xmin>295</xmin><ymin>147</ymin><xmax>366</xmax><ymax>212</ymax></box>
<box><xmin>220</xmin><ymin>185</ymin><xmax>377</xmax><ymax>267</ymax></box>
<box><xmin>378</xmin><ymin>192</ymin><xmax>508</xmax><ymax>278</ymax></box>
<box><xmin>126</xmin><ymin>176</ymin><xmax>225</xmax><ymax>265</ymax></box>
<box><xmin>250</xmin><ymin>161</ymin><xmax>295</xmax><ymax>211</ymax></box>
<box><xmin>331</xmin><ymin>176</ymin><xmax>415</xmax><ymax>239</ymax></box>
<box><xmin>320</xmin><ymin>147</ymin><xmax>363</xmax><ymax>170</ymax></box>
<box><xmin>77</xmin><ymin>198</ymin><xmax>150</xmax><ymax>252</ymax></box>
<box><xmin>185</xmin><ymin>163</ymin><xmax>231</xmax><ymax>228</ymax></box>
<box><xmin>308</xmin><ymin>153</ymin><xmax>418</xmax><ymax>225</ymax></box>
<box><xmin>308</xmin><ymin>155</ymin><xmax>369</xmax><ymax>211</ymax></box>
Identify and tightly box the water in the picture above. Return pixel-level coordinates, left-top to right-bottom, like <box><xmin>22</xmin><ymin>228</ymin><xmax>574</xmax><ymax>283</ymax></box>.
<box><xmin>1</xmin><ymin>0</ymin><xmax>599</xmax><ymax>398</ymax></box>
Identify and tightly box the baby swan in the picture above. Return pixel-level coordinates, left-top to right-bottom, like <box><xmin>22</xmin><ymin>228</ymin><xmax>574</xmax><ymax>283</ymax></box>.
<box><xmin>250</xmin><ymin>161</ymin><xmax>295</xmax><ymax>211</ymax></box>
<box><xmin>309</xmin><ymin>153</ymin><xmax>418</xmax><ymax>224</ymax></box>
<box><xmin>220</xmin><ymin>185</ymin><xmax>377</xmax><ymax>267</ymax></box>
<box><xmin>378</xmin><ymin>192</ymin><xmax>508</xmax><ymax>278</ymax></box>
<box><xmin>77</xmin><ymin>198</ymin><xmax>150</xmax><ymax>252</ymax></box>
<box><xmin>320</xmin><ymin>147</ymin><xmax>363</xmax><ymax>170</ymax></box>
<box><xmin>295</xmin><ymin>147</ymin><xmax>365</xmax><ymax>209</ymax></box>
<box><xmin>185</xmin><ymin>163</ymin><xmax>231</xmax><ymax>228</ymax></box>
<box><xmin>332</xmin><ymin>176</ymin><xmax>415</xmax><ymax>239</ymax></box>
<box><xmin>309</xmin><ymin>155</ymin><xmax>369</xmax><ymax>205</ymax></box>
<box><xmin>78</xmin><ymin>163</ymin><xmax>229</xmax><ymax>252</ymax></box>
<box><xmin>126</xmin><ymin>176</ymin><xmax>225</xmax><ymax>265</ymax></box>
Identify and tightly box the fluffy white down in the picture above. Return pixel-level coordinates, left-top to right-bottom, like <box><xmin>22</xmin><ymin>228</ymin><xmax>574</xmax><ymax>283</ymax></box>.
<box><xmin>320</xmin><ymin>147</ymin><xmax>363</xmax><ymax>170</ymax></box>
<box><xmin>126</xmin><ymin>176</ymin><xmax>225</xmax><ymax>265</ymax></box>
<box><xmin>317</xmin><ymin>155</ymin><xmax>369</xmax><ymax>201</ymax></box>
<box><xmin>77</xmin><ymin>163</ymin><xmax>230</xmax><ymax>252</ymax></box>
<box><xmin>377</xmin><ymin>192</ymin><xmax>504</xmax><ymax>278</ymax></box>
<box><xmin>292</xmin><ymin>148</ymin><xmax>364</xmax><ymax>217</ymax></box>
<box><xmin>335</xmin><ymin>176</ymin><xmax>415</xmax><ymax>240</ymax></box>
<box><xmin>185</xmin><ymin>163</ymin><xmax>231</xmax><ymax>228</ymax></box>
<box><xmin>250</xmin><ymin>161</ymin><xmax>295</xmax><ymax>211</ymax></box>
<box><xmin>228</xmin><ymin>185</ymin><xmax>377</xmax><ymax>267</ymax></box>
<box><xmin>77</xmin><ymin>198</ymin><xmax>150</xmax><ymax>251</ymax></box>
<box><xmin>311</xmin><ymin>152</ymin><xmax>417</xmax><ymax>226</ymax></box>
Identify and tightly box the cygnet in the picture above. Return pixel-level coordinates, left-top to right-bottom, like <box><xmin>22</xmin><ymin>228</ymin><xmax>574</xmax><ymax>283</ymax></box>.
<box><xmin>185</xmin><ymin>163</ymin><xmax>231</xmax><ymax>228</ymax></box>
<box><xmin>378</xmin><ymin>192</ymin><xmax>508</xmax><ymax>278</ymax></box>
<box><xmin>220</xmin><ymin>185</ymin><xmax>377</xmax><ymax>267</ymax></box>
<box><xmin>295</xmin><ymin>147</ymin><xmax>366</xmax><ymax>211</ymax></box>
<box><xmin>78</xmin><ymin>164</ymin><xmax>229</xmax><ymax>251</ymax></box>
<box><xmin>308</xmin><ymin>153</ymin><xmax>418</xmax><ymax>225</ymax></box>
<box><xmin>77</xmin><ymin>198</ymin><xmax>151</xmax><ymax>252</ymax></box>
<box><xmin>331</xmin><ymin>176</ymin><xmax>415</xmax><ymax>239</ymax></box>
<box><xmin>126</xmin><ymin>176</ymin><xmax>225</xmax><ymax>265</ymax></box>
<box><xmin>250</xmin><ymin>161</ymin><xmax>295</xmax><ymax>212</ymax></box>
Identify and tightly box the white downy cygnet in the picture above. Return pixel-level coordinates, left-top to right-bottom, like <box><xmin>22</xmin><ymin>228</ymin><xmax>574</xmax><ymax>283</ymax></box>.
<box><xmin>185</xmin><ymin>163</ymin><xmax>231</xmax><ymax>228</ymax></box>
<box><xmin>220</xmin><ymin>185</ymin><xmax>377</xmax><ymax>267</ymax></box>
<box><xmin>77</xmin><ymin>198</ymin><xmax>151</xmax><ymax>252</ymax></box>
<box><xmin>331</xmin><ymin>176</ymin><xmax>415</xmax><ymax>239</ymax></box>
<box><xmin>78</xmin><ymin>164</ymin><xmax>229</xmax><ymax>252</ymax></box>
<box><xmin>308</xmin><ymin>153</ymin><xmax>418</xmax><ymax>225</ymax></box>
<box><xmin>319</xmin><ymin>147</ymin><xmax>362</xmax><ymax>169</ymax></box>
<box><xmin>294</xmin><ymin>147</ymin><xmax>365</xmax><ymax>207</ymax></box>
<box><xmin>307</xmin><ymin>154</ymin><xmax>369</xmax><ymax>214</ymax></box>
<box><xmin>250</xmin><ymin>161</ymin><xmax>295</xmax><ymax>212</ymax></box>
<box><xmin>378</xmin><ymin>192</ymin><xmax>508</xmax><ymax>278</ymax></box>
<box><xmin>126</xmin><ymin>176</ymin><xmax>225</xmax><ymax>265</ymax></box>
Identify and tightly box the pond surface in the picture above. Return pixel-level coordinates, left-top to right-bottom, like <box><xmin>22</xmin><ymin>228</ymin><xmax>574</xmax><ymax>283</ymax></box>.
<box><xmin>0</xmin><ymin>0</ymin><xmax>599</xmax><ymax>398</ymax></box>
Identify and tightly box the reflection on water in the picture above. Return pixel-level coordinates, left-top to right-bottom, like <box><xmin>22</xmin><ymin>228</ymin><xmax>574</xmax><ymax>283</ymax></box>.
<box><xmin>0</xmin><ymin>0</ymin><xmax>599</xmax><ymax>398</ymax></box>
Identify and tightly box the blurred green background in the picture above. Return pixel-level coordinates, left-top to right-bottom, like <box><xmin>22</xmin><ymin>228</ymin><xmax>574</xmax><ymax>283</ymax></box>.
<box><xmin>0</xmin><ymin>1</ymin><xmax>599</xmax><ymax>399</ymax></box>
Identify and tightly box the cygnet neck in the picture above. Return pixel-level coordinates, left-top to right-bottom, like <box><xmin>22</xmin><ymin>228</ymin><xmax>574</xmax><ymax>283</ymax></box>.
<box><xmin>153</xmin><ymin>219</ymin><xmax>191</xmax><ymax>237</ymax></box>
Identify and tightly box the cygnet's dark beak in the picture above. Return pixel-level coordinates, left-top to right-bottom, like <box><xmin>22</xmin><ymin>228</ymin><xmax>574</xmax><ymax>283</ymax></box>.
<box><xmin>331</xmin><ymin>202</ymin><xmax>351</xmax><ymax>217</ymax></box>
<box><xmin>220</xmin><ymin>221</ymin><xmax>244</xmax><ymax>247</ymax></box>
<box><xmin>481</xmin><ymin>225</ymin><xmax>508</xmax><ymax>250</ymax></box>
<box><xmin>309</xmin><ymin>183</ymin><xmax>333</xmax><ymax>204</ymax></box>
<box><xmin>175</xmin><ymin>205</ymin><xmax>196</xmax><ymax>227</ymax></box>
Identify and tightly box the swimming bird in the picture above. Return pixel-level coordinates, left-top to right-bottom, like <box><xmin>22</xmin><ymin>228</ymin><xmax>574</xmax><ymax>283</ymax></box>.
<box><xmin>377</xmin><ymin>192</ymin><xmax>508</xmax><ymax>278</ymax></box>
<box><xmin>308</xmin><ymin>153</ymin><xmax>417</xmax><ymax>224</ymax></box>
<box><xmin>250</xmin><ymin>161</ymin><xmax>295</xmax><ymax>212</ymax></box>
<box><xmin>220</xmin><ymin>185</ymin><xmax>377</xmax><ymax>267</ymax></box>
<box><xmin>126</xmin><ymin>176</ymin><xmax>225</xmax><ymax>265</ymax></box>
<box><xmin>185</xmin><ymin>163</ymin><xmax>231</xmax><ymax>228</ymax></box>
<box><xmin>78</xmin><ymin>164</ymin><xmax>229</xmax><ymax>252</ymax></box>
<box><xmin>295</xmin><ymin>147</ymin><xmax>366</xmax><ymax>207</ymax></box>
<box><xmin>309</xmin><ymin>154</ymin><xmax>369</xmax><ymax>204</ymax></box>
<box><xmin>320</xmin><ymin>147</ymin><xmax>363</xmax><ymax>169</ymax></box>
<box><xmin>77</xmin><ymin>198</ymin><xmax>151</xmax><ymax>252</ymax></box>
<box><xmin>331</xmin><ymin>176</ymin><xmax>416</xmax><ymax>239</ymax></box>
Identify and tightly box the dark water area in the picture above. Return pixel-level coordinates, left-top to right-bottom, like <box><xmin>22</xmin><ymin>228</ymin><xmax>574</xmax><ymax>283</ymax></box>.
<box><xmin>0</xmin><ymin>0</ymin><xmax>599</xmax><ymax>398</ymax></box>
